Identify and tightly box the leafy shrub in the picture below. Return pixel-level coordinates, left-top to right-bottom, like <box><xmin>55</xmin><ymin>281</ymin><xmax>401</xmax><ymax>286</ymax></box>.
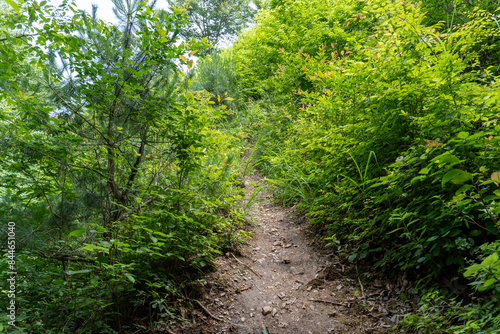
<box><xmin>233</xmin><ymin>0</ymin><xmax>500</xmax><ymax>331</ymax></box>
<box><xmin>0</xmin><ymin>1</ymin><xmax>248</xmax><ymax>332</ymax></box>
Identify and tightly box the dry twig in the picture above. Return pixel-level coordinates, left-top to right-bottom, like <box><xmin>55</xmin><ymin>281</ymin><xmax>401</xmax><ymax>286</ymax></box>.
<box><xmin>355</xmin><ymin>265</ymin><xmax>366</xmax><ymax>299</ymax></box>
<box><xmin>190</xmin><ymin>299</ymin><xmax>246</xmax><ymax>328</ymax></box>
<box><xmin>308</xmin><ymin>299</ymin><xmax>346</xmax><ymax>306</ymax></box>
<box><xmin>229</xmin><ymin>252</ymin><xmax>263</xmax><ymax>278</ymax></box>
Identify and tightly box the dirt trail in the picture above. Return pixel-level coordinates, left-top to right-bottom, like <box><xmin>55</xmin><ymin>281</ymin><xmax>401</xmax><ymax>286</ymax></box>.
<box><xmin>179</xmin><ymin>170</ymin><xmax>403</xmax><ymax>334</ymax></box>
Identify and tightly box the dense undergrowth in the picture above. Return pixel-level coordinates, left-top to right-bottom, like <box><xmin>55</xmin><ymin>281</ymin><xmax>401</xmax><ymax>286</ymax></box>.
<box><xmin>224</xmin><ymin>0</ymin><xmax>500</xmax><ymax>332</ymax></box>
<box><xmin>2</xmin><ymin>0</ymin><xmax>500</xmax><ymax>332</ymax></box>
<box><xmin>0</xmin><ymin>1</ymin><xmax>249</xmax><ymax>332</ymax></box>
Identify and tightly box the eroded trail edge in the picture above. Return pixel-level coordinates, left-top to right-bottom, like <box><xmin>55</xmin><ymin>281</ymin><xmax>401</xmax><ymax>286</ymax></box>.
<box><xmin>180</xmin><ymin>171</ymin><xmax>401</xmax><ymax>334</ymax></box>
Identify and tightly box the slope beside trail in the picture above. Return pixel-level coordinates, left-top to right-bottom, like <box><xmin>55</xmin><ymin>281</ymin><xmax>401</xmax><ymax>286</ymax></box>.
<box><xmin>178</xmin><ymin>169</ymin><xmax>411</xmax><ymax>334</ymax></box>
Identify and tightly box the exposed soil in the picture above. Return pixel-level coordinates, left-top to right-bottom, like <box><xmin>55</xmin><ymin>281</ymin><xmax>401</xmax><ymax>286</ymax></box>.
<box><xmin>174</xmin><ymin>168</ymin><xmax>416</xmax><ymax>334</ymax></box>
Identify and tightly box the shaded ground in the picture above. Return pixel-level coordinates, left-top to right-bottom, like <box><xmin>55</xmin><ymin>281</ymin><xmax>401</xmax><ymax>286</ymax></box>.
<box><xmin>174</xmin><ymin>169</ymin><xmax>416</xmax><ymax>334</ymax></box>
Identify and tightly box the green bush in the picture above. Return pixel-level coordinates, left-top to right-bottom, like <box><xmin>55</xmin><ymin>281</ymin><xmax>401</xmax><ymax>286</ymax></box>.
<box><xmin>0</xmin><ymin>1</ymin><xmax>247</xmax><ymax>332</ymax></box>
<box><xmin>192</xmin><ymin>49</ymin><xmax>240</xmax><ymax>109</ymax></box>
<box><xmin>233</xmin><ymin>0</ymin><xmax>500</xmax><ymax>332</ymax></box>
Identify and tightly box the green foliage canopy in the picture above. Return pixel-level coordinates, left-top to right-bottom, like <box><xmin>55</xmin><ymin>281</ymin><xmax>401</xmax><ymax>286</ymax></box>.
<box><xmin>166</xmin><ymin>0</ymin><xmax>257</xmax><ymax>48</ymax></box>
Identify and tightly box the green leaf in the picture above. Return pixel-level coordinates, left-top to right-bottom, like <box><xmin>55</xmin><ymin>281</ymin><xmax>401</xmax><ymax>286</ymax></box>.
<box><xmin>432</xmin><ymin>152</ymin><xmax>461</xmax><ymax>165</ymax></box>
<box><xmin>432</xmin><ymin>248</ymin><xmax>440</xmax><ymax>256</ymax></box>
<box><xmin>483</xmin><ymin>195</ymin><xmax>500</xmax><ymax>202</ymax></box>
<box><xmin>4</xmin><ymin>0</ymin><xmax>20</xmax><ymax>13</ymax></box>
<box><xmin>442</xmin><ymin>169</ymin><xmax>473</xmax><ymax>186</ymax></box>
<box><xmin>457</xmin><ymin>131</ymin><xmax>469</xmax><ymax>139</ymax></box>
<box><xmin>419</xmin><ymin>167</ymin><xmax>430</xmax><ymax>175</ymax></box>
<box><xmin>482</xmin><ymin>278</ymin><xmax>497</xmax><ymax>289</ymax></box>
<box><xmin>491</xmin><ymin>172</ymin><xmax>500</xmax><ymax>185</ymax></box>
<box><xmin>81</xmin><ymin>244</ymin><xmax>110</xmax><ymax>253</ymax></box>
<box><xmin>482</xmin><ymin>252</ymin><xmax>499</xmax><ymax>267</ymax></box>
<box><xmin>67</xmin><ymin>269</ymin><xmax>92</xmax><ymax>275</ymax></box>
<box><xmin>464</xmin><ymin>264</ymin><xmax>481</xmax><ymax>277</ymax></box>
<box><xmin>125</xmin><ymin>273</ymin><xmax>135</xmax><ymax>283</ymax></box>
<box><xmin>68</xmin><ymin>229</ymin><xmax>86</xmax><ymax>237</ymax></box>
<box><xmin>469</xmin><ymin>230</ymin><xmax>481</xmax><ymax>237</ymax></box>
<box><xmin>455</xmin><ymin>184</ymin><xmax>474</xmax><ymax>195</ymax></box>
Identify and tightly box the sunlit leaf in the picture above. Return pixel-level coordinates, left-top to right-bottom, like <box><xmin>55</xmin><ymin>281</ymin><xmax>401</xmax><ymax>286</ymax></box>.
<box><xmin>125</xmin><ymin>273</ymin><xmax>135</xmax><ymax>283</ymax></box>
<box><xmin>67</xmin><ymin>269</ymin><xmax>92</xmax><ymax>275</ymax></box>
<box><xmin>442</xmin><ymin>169</ymin><xmax>473</xmax><ymax>186</ymax></box>
<box><xmin>4</xmin><ymin>0</ymin><xmax>19</xmax><ymax>13</ymax></box>
<box><xmin>68</xmin><ymin>229</ymin><xmax>86</xmax><ymax>237</ymax></box>
<box><xmin>491</xmin><ymin>172</ymin><xmax>500</xmax><ymax>185</ymax></box>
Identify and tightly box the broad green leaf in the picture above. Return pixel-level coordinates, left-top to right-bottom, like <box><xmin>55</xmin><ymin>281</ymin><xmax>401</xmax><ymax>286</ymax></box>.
<box><xmin>483</xmin><ymin>252</ymin><xmax>499</xmax><ymax>267</ymax></box>
<box><xmin>482</xmin><ymin>278</ymin><xmax>497</xmax><ymax>289</ymax></box>
<box><xmin>432</xmin><ymin>152</ymin><xmax>460</xmax><ymax>165</ymax></box>
<box><xmin>469</xmin><ymin>230</ymin><xmax>481</xmax><ymax>237</ymax></box>
<box><xmin>457</xmin><ymin>131</ymin><xmax>469</xmax><ymax>139</ymax></box>
<box><xmin>483</xmin><ymin>195</ymin><xmax>500</xmax><ymax>202</ymax></box>
<box><xmin>442</xmin><ymin>169</ymin><xmax>473</xmax><ymax>186</ymax></box>
<box><xmin>419</xmin><ymin>167</ymin><xmax>430</xmax><ymax>175</ymax></box>
<box><xmin>81</xmin><ymin>244</ymin><xmax>110</xmax><ymax>253</ymax></box>
<box><xmin>464</xmin><ymin>264</ymin><xmax>481</xmax><ymax>277</ymax></box>
<box><xmin>125</xmin><ymin>273</ymin><xmax>135</xmax><ymax>283</ymax></box>
<box><xmin>4</xmin><ymin>0</ymin><xmax>20</xmax><ymax>13</ymax></box>
<box><xmin>68</xmin><ymin>229</ymin><xmax>86</xmax><ymax>237</ymax></box>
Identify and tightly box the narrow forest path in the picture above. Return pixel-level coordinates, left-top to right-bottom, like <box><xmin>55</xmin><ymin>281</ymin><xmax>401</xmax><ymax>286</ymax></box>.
<box><xmin>178</xmin><ymin>168</ymin><xmax>407</xmax><ymax>334</ymax></box>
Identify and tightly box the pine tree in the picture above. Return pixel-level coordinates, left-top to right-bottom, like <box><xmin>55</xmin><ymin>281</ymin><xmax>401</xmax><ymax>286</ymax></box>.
<box><xmin>25</xmin><ymin>0</ymin><xmax>208</xmax><ymax>229</ymax></box>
